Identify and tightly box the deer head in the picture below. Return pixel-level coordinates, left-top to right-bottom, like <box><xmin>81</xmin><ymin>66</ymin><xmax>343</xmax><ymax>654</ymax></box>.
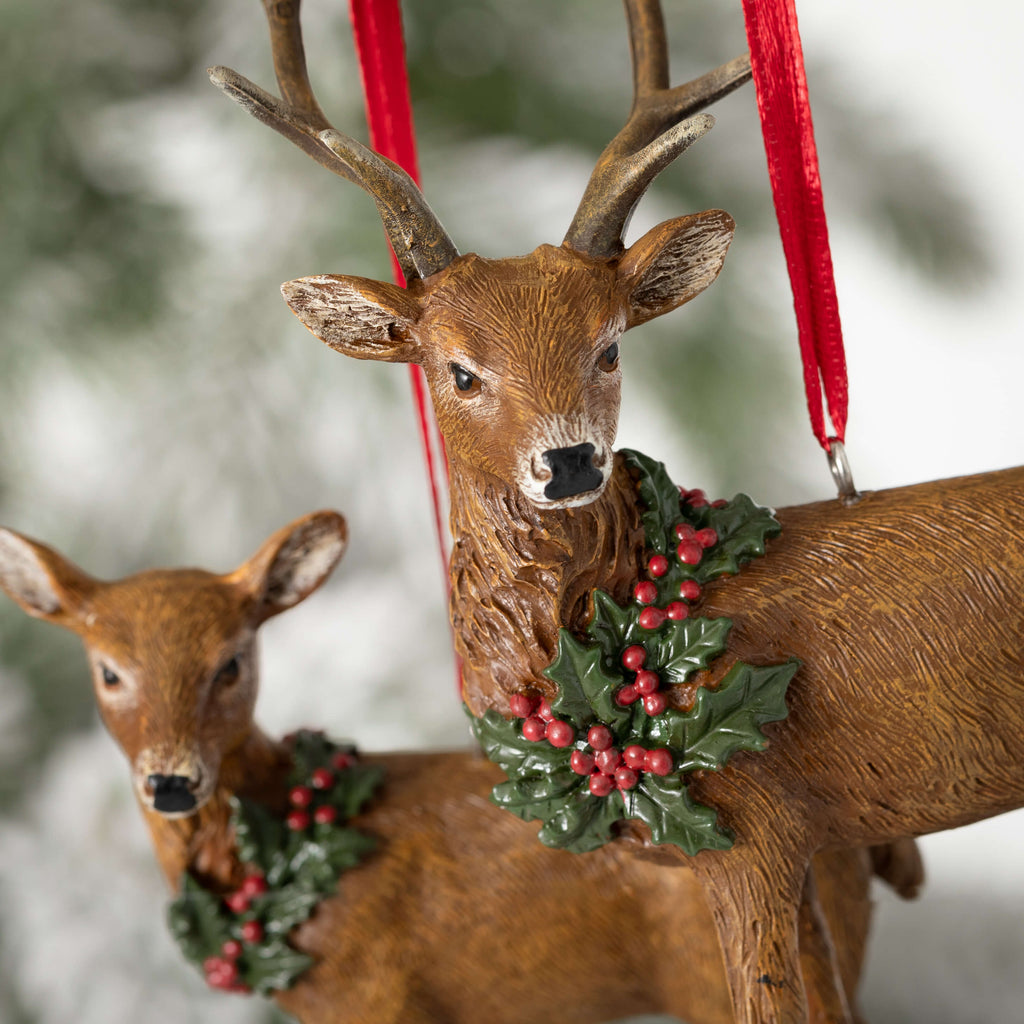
<box><xmin>0</xmin><ymin>512</ymin><xmax>347</xmax><ymax>818</ymax></box>
<box><xmin>210</xmin><ymin>0</ymin><xmax>744</xmax><ymax>509</ymax></box>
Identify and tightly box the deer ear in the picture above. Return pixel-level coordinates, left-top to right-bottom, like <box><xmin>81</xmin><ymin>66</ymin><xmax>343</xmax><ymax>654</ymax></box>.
<box><xmin>618</xmin><ymin>211</ymin><xmax>735</xmax><ymax>329</ymax></box>
<box><xmin>0</xmin><ymin>528</ymin><xmax>96</xmax><ymax>627</ymax></box>
<box><xmin>240</xmin><ymin>511</ymin><xmax>348</xmax><ymax>623</ymax></box>
<box><xmin>281</xmin><ymin>275</ymin><xmax>421</xmax><ymax>363</ymax></box>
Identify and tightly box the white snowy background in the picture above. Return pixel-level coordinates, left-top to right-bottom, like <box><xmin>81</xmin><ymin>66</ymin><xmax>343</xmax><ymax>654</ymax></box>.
<box><xmin>0</xmin><ymin>1</ymin><xmax>1021</xmax><ymax>1022</ymax></box>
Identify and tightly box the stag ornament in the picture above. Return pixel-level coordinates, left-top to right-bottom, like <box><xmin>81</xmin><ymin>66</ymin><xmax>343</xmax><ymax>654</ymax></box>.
<box><xmin>211</xmin><ymin>2</ymin><xmax>1024</xmax><ymax>1023</ymax></box>
<box><xmin>0</xmin><ymin>514</ymin><xmax>902</xmax><ymax>1024</ymax></box>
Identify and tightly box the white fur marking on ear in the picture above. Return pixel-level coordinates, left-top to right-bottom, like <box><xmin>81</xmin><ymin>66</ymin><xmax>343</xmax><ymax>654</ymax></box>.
<box><xmin>264</xmin><ymin>523</ymin><xmax>345</xmax><ymax>611</ymax></box>
<box><xmin>0</xmin><ymin>532</ymin><xmax>61</xmax><ymax>615</ymax></box>
<box><xmin>282</xmin><ymin>278</ymin><xmax>410</xmax><ymax>354</ymax></box>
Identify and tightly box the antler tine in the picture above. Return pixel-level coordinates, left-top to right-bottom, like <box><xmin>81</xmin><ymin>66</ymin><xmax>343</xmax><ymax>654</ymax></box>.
<box><xmin>209</xmin><ymin>0</ymin><xmax>458</xmax><ymax>282</ymax></box>
<box><xmin>564</xmin><ymin>0</ymin><xmax>752</xmax><ymax>259</ymax></box>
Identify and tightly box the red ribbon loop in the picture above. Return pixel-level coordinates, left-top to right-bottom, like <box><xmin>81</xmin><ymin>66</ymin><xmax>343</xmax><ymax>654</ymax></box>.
<box><xmin>349</xmin><ymin>0</ymin><xmax>452</xmax><ymax>575</ymax></box>
<box><xmin>741</xmin><ymin>0</ymin><xmax>848</xmax><ymax>451</ymax></box>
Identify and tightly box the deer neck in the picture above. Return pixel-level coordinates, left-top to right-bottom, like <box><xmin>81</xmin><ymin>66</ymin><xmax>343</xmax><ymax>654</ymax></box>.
<box><xmin>140</xmin><ymin>726</ymin><xmax>292</xmax><ymax>892</ymax></box>
<box><xmin>449</xmin><ymin>452</ymin><xmax>645</xmax><ymax>716</ymax></box>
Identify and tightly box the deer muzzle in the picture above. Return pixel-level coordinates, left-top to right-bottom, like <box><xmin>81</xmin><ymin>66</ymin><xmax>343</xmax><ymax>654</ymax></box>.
<box><xmin>542</xmin><ymin>443</ymin><xmax>605</xmax><ymax>501</ymax></box>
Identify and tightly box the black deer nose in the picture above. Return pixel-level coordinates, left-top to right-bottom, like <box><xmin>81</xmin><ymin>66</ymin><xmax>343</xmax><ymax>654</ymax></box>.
<box><xmin>147</xmin><ymin>773</ymin><xmax>197</xmax><ymax>814</ymax></box>
<box><xmin>542</xmin><ymin>443</ymin><xmax>604</xmax><ymax>500</ymax></box>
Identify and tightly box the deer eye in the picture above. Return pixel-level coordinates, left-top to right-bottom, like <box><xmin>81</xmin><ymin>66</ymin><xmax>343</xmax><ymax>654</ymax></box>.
<box><xmin>449</xmin><ymin>363</ymin><xmax>481</xmax><ymax>396</ymax></box>
<box><xmin>101</xmin><ymin>665</ymin><xmax>120</xmax><ymax>687</ymax></box>
<box><xmin>215</xmin><ymin>656</ymin><xmax>240</xmax><ymax>686</ymax></box>
<box><xmin>597</xmin><ymin>342</ymin><xmax>619</xmax><ymax>372</ymax></box>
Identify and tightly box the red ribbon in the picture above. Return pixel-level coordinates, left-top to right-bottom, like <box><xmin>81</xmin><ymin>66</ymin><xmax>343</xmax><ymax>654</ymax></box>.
<box><xmin>741</xmin><ymin>0</ymin><xmax>848</xmax><ymax>451</ymax></box>
<box><xmin>348</xmin><ymin>0</ymin><xmax>452</xmax><ymax>576</ymax></box>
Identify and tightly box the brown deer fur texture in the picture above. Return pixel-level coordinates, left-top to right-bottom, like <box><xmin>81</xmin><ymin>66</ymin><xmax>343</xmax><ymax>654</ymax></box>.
<box><xmin>0</xmin><ymin>513</ymin><xmax>885</xmax><ymax>1024</ymax></box>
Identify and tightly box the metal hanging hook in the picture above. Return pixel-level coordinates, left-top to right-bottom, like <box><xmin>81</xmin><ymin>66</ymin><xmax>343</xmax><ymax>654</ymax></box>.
<box><xmin>827</xmin><ymin>438</ymin><xmax>860</xmax><ymax>506</ymax></box>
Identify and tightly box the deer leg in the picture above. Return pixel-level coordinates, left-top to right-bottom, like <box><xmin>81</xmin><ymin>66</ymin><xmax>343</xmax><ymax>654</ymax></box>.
<box><xmin>798</xmin><ymin>865</ymin><xmax>857</xmax><ymax>1024</ymax></box>
<box><xmin>693</xmin><ymin>847</ymin><xmax>811</xmax><ymax>1024</ymax></box>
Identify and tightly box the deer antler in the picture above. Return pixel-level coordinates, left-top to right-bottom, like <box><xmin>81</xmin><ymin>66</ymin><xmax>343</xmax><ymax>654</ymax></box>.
<box><xmin>564</xmin><ymin>0</ymin><xmax>751</xmax><ymax>258</ymax></box>
<box><xmin>209</xmin><ymin>0</ymin><xmax>458</xmax><ymax>282</ymax></box>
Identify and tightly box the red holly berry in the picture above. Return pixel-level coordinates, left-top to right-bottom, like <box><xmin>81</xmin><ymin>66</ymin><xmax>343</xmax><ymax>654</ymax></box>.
<box><xmin>633</xmin><ymin>580</ymin><xmax>658</xmax><ymax>605</ymax></box>
<box><xmin>589</xmin><ymin>773</ymin><xmax>614</xmax><ymax>797</ymax></box>
<box><xmin>536</xmin><ymin>698</ymin><xmax>556</xmax><ymax>723</ymax></box>
<box><xmin>644</xmin><ymin>748</ymin><xmax>674</xmax><ymax>776</ymax></box>
<box><xmin>222</xmin><ymin>940</ymin><xmax>243</xmax><ymax>960</ymax></box>
<box><xmin>642</xmin><ymin>692</ymin><xmax>667</xmax><ymax>716</ymax></box>
<box><xmin>621</xmin><ymin>644</ymin><xmax>647</xmax><ymax>671</ymax></box>
<box><xmin>666</xmin><ymin>601</ymin><xmax>689</xmax><ymax>621</ymax></box>
<box><xmin>614</xmin><ymin>683</ymin><xmax>639</xmax><ymax>706</ymax></box>
<box><xmin>522</xmin><ymin>716</ymin><xmax>547</xmax><ymax>742</ymax></box>
<box><xmin>240</xmin><ymin>874</ymin><xmax>267</xmax><ymax>897</ymax></box>
<box><xmin>310</xmin><ymin>767</ymin><xmax>334</xmax><ymax>790</ymax></box>
<box><xmin>676</xmin><ymin>540</ymin><xmax>703</xmax><ymax>565</ymax></box>
<box><xmin>695</xmin><ymin>527</ymin><xmax>718</xmax><ymax>549</ymax></box>
<box><xmin>240</xmin><ymin>920</ymin><xmax>264</xmax><ymax>944</ymax></box>
<box><xmin>685</xmin><ymin>488</ymin><xmax>708</xmax><ymax>507</ymax></box>
<box><xmin>674</xmin><ymin>522</ymin><xmax>696</xmax><ymax>541</ymax></box>
<box><xmin>546</xmin><ymin>720</ymin><xmax>575</xmax><ymax>747</ymax></box>
<box><xmin>648</xmin><ymin>555</ymin><xmax>669</xmax><ymax>578</ymax></box>
<box><xmin>286</xmin><ymin>810</ymin><xmax>310</xmax><ymax>831</ymax></box>
<box><xmin>571</xmin><ymin>750</ymin><xmax>596</xmax><ymax>775</ymax></box>
<box><xmin>587</xmin><ymin>725</ymin><xmax>614</xmax><ymax>751</ymax></box>
<box><xmin>595</xmin><ymin>748</ymin><xmax>622</xmax><ymax>774</ymax></box>
<box><xmin>224</xmin><ymin>891</ymin><xmax>250</xmax><ymax>914</ymax></box>
<box><xmin>638</xmin><ymin>607</ymin><xmax>666</xmax><ymax>630</ymax></box>
<box><xmin>634</xmin><ymin>669</ymin><xmax>659</xmax><ymax>695</ymax></box>
<box><xmin>289</xmin><ymin>785</ymin><xmax>313</xmax><ymax>808</ymax></box>
<box><xmin>623</xmin><ymin>745</ymin><xmax>646</xmax><ymax>770</ymax></box>
<box><xmin>331</xmin><ymin>751</ymin><xmax>355</xmax><ymax>771</ymax></box>
<box><xmin>711</xmin><ymin>498</ymin><xmax>728</xmax><ymax>508</ymax></box>
<box><xmin>615</xmin><ymin>767</ymin><xmax>639</xmax><ymax>790</ymax></box>
<box><xmin>206</xmin><ymin>958</ymin><xmax>239</xmax><ymax>989</ymax></box>
<box><xmin>679</xmin><ymin>579</ymin><xmax>701</xmax><ymax>601</ymax></box>
<box><xmin>508</xmin><ymin>693</ymin><xmax>537</xmax><ymax>718</ymax></box>
<box><xmin>314</xmin><ymin>805</ymin><xmax>337</xmax><ymax>826</ymax></box>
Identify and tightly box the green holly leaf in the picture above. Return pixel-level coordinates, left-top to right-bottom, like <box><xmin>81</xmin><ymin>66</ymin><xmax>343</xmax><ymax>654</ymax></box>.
<box><xmin>652</xmin><ymin>616</ymin><xmax>732</xmax><ymax>684</ymax></box>
<box><xmin>696</xmin><ymin>494</ymin><xmax>781</xmax><ymax>582</ymax></box>
<box><xmin>491</xmin><ymin>768</ymin><xmax>587</xmax><ymax>822</ymax></box>
<box><xmin>167</xmin><ymin>874</ymin><xmax>231</xmax><ymax>966</ymax></box>
<box><xmin>258</xmin><ymin>886</ymin><xmax>323</xmax><ymax>938</ymax></box>
<box><xmin>317</xmin><ymin>824</ymin><xmax>376</xmax><ymax>873</ymax></box>
<box><xmin>545</xmin><ymin>628</ymin><xmax>630</xmax><ymax>731</ymax></box>
<box><xmin>288</xmin><ymin>841</ymin><xmax>337</xmax><ymax>894</ymax></box>
<box><xmin>333</xmin><ymin>763</ymin><xmax>385</xmax><ymax>821</ymax></box>
<box><xmin>588</xmin><ymin>589</ymin><xmax>644</xmax><ymax>653</ymax></box>
<box><xmin>537</xmin><ymin>791</ymin><xmax>626</xmax><ymax>854</ymax></box>
<box><xmin>289</xmin><ymin>730</ymin><xmax>340</xmax><ymax>780</ymax></box>
<box><xmin>245</xmin><ymin>938</ymin><xmax>315</xmax><ymax>995</ymax></box>
<box><xmin>623</xmin><ymin>774</ymin><xmax>733</xmax><ymax>854</ymax></box>
<box><xmin>470</xmin><ymin>709</ymin><xmax>574</xmax><ymax>776</ymax></box>
<box><xmin>232</xmin><ymin>796</ymin><xmax>289</xmax><ymax>881</ymax></box>
<box><xmin>620</xmin><ymin>449</ymin><xmax>682</xmax><ymax>555</ymax></box>
<box><xmin>664</xmin><ymin>660</ymin><xmax>799</xmax><ymax>773</ymax></box>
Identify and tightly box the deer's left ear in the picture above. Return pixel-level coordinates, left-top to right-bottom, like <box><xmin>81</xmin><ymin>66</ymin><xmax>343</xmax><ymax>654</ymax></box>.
<box><xmin>617</xmin><ymin>210</ymin><xmax>735</xmax><ymax>329</ymax></box>
<box><xmin>239</xmin><ymin>511</ymin><xmax>348</xmax><ymax>623</ymax></box>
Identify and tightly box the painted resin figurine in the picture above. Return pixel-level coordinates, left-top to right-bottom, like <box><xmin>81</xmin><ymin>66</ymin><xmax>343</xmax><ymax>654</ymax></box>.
<box><xmin>0</xmin><ymin>514</ymin><xmax>895</xmax><ymax>1023</ymax></box>
<box><xmin>209</xmin><ymin>1</ymin><xmax>1024</xmax><ymax>1022</ymax></box>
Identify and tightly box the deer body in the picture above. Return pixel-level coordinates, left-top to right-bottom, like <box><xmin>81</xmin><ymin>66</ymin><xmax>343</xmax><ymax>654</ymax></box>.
<box><xmin>0</xmin><ymin>513</ymin><xmax>887</xmax><ymax>1024</ymax></box>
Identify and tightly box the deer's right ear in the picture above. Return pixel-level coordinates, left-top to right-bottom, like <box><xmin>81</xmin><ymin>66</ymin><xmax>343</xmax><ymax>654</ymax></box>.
<box><xmin>0</xmin><ymin>528</ymin><xmax>95</xmax><ymax>627</ymax></box>
<box><xmin>239</xmin><ymin>511</ymin><xmax>349</xmax><ymax>624</ymax></box>
<box><xmin>281</xmin><ymin>275</ymin><xmax>421</xmax><ymax>363</ymax></box>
